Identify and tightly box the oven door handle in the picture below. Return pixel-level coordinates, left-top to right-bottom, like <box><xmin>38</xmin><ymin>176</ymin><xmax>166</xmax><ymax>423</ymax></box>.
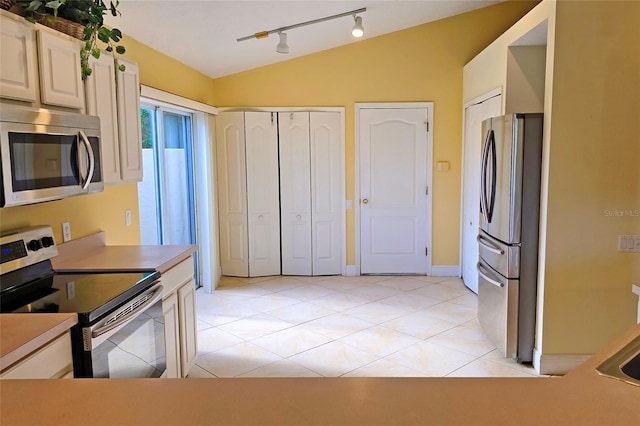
<box><xmin>78</xmin><ymin>130</ymin><xmax>95</xmax><ymax>190</ymax></box>
<box><xmin>91</xmin><ymin>284</ymin><xmax>164</xmax><ymax>338</ymax></box>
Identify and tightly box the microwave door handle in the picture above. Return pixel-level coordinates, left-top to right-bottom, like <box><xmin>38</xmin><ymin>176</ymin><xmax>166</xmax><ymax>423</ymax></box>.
<box><xmin>91</xmin><ymin>285</ymin><xmax>164</xmax><ymax>338</ymax></box>
<box><xmin>477</xmin><ymin>262</ymin><xmax>505</xmax><ymax>288</ymax></box>
<box><xmin>78</xmin><ymin>131</ymin><xmax>95</xmax><ymax>190</ymax></box>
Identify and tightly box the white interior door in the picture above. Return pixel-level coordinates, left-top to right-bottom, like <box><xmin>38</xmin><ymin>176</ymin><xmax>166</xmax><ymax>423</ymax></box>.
<box><xmin>461</xmin><ymin>95</ymin><xmax>501</xmax><ymax>293</ymax></box>
<box><xmin>359</xmin><ymin>108</ymin><xmax>430</xmax><ymax>274</ymax></box>
<box><xmin>245</xmin><ymin>112</ymin><xmax>281</xmax><ymax>277</ymax></box>
<box><xmin>215</xmin><ymin>112</ymin><xmax>248</xmax><ymax>277</ymax></box>
<box><xmin>310</xmin><ymin>111</ymin><xmax>342</xmax><ymax>275</ymax></box>
<box><xmin>279</xmin><ymin>112</ymin><xmax>312</xmax><ymax>275</ymax></box>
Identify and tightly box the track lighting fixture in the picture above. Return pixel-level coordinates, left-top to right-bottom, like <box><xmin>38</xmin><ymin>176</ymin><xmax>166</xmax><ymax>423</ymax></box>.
<box><xmin>237</xmin><ymin>7</ymin><xmax>367</xmax><ymax>54</ymax></box>
<box><xmin>276</xmin><ymin>32</ymin><xmax>289</xmax><ymax>54</ymax></box>
<box><xmin>352</xmin><ymin>15</ymin><xmax>364</xmax><ymax>38</ymax></box>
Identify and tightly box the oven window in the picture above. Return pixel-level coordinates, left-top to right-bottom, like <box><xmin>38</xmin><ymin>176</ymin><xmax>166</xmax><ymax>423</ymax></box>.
<box><xmin>9</xmin><ymin>132</ymin><xmax>102</xmax><ymax>191</ymax></box>
<box><xmin>91</xmin><ymin>300</ymin><xmax>166</xmax><ymax>378</ymax></box>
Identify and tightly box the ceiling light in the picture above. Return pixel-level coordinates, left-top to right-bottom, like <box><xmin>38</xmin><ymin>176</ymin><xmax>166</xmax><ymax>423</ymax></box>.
<box><xmin>352</xmin><ymin>15</ymin><xmax>364</xmax><ymax>38</ymax></box>
<box><xmin>237</xmin><ymin>7</ymin><xmax>368</xmax><ymax>51</ymax></box>
<box><xmin>276</xmin><ymin>32</ymin><xmax>289</xmax><ymax>54</ymax></box>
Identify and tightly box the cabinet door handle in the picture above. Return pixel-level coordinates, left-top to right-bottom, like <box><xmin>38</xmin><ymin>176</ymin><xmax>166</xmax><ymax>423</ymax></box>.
<box><xmin>362</xmin><ymin>198</ymin><xmax>369</xmax><ymax>204</ymax></box>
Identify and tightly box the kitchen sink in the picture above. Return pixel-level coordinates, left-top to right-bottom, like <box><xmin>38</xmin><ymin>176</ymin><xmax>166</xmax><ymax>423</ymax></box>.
<box><xmin>596</xmin><ymin>334</ymin><xmax>640</xmax><ymax>386</ymax></box>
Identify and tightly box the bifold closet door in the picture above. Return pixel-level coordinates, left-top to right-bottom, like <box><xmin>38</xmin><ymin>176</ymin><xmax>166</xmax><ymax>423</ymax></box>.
<box><xmin>279</xmin><ymin>112</ymin><xmax>312</xmax><ymax>275</ymax></box>
<box><xmin>310</xmin><ymin>112</ymin><xmax>342</xmax><ymax>275</ymax></box>
<box><xmin>279</xmin><ymin>111</ymin><xmax>342</xmax><ymax>276</ymax></box>
<box><xmin>215</xmin><ymin>112</ymin><xmax>249</xmax><ymax>277</ymax></box>
<box><xmin>245</xmin><ymin>112</ymin><xmax>281</xmax><ymax>277</ymax></box>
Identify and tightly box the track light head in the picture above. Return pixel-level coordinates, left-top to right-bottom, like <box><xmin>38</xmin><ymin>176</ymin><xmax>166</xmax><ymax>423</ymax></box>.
<box><xmin>276</xmin><ymin>32</ymin><xmax>289</xmax><ymax>54</ymax></box>
<box><xmin>352</xmin><ymin>15</ymin><xmax>364</xmax><ymax>38</ymax></box>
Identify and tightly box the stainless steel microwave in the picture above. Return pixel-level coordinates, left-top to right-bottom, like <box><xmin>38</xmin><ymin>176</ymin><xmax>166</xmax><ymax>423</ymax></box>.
<box><xmin>0</xmin><ymin>106</ymin><xmax>103</xmax><ymax>207</ymax></box>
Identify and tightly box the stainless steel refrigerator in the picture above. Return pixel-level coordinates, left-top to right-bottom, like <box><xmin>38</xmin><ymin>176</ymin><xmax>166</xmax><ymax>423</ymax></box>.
<box><xmin>477</xmin><ymin>113</ymin><xmax>543</xmax><ymax>364</ymax></box>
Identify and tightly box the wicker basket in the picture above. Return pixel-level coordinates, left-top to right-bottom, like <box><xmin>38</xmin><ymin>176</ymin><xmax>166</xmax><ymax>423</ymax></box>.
<box><xmin>0</xmin><ymin>0</ymin><xmax>12</xmax><ymax>11</ymax></box>
<box><xmin>38</xmin><ymin>14</ymin><xmax>85</xmax><ymax>40</ymax></box>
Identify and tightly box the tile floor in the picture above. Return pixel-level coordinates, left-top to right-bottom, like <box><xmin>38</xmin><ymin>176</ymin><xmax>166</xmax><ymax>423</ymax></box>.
<box><xmin>189</xmin><ymin>275</ymin><xmax>541</xmax><ymax>378</ymax></box>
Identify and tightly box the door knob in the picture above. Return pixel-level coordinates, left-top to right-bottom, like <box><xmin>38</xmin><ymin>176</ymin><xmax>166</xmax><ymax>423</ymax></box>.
<box><xmin>362</xmin><ymin>199</ymin><xmax>369</xmax><ymax>204</ymax></box>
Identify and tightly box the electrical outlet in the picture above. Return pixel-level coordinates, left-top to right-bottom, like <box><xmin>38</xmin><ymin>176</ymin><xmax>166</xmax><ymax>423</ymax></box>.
<box><xmin>62</xmin><ymin>222</ymin><xmax>71</xmax><ymax>242</ymax></box>
<box><xmin>125</xmin><ymin>210</ymin><xmax>132</xmax><ymax>227</ymax></box>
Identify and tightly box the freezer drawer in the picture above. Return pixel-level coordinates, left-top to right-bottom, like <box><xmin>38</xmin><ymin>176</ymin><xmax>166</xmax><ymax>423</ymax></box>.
<box><xmin>477</xmin><ymin>229</ymin><xmax>519</xmax><ymax>279</ymax></box>
<box><xmin>477</xmin><ymin>260</ymin><xmax>519</xmax><ymax>360</ymax></box>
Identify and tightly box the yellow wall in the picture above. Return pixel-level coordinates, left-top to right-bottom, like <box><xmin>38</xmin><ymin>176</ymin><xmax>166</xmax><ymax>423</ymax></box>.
<box><xmin>212</xmin><ymin>1</ymin><xmax>539</xmax><ymax>266</ymax></box>
<box><xmin>541</xmin><ymin>0</ymin><xmax>640</xmax><ymax>354</ymax></box>
<box><xmin>0</xmin><ymin>33</ymin><xmax>216</xmax><ymax>245</ymax></box>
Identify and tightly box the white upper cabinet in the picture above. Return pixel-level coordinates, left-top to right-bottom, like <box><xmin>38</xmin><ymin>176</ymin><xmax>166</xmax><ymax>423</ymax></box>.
<box><xmin>116</xmin><ymin>58</ymin><xmax>143</xmax><ymax>182</ymax></box>
<box><xmin>0</xmin><ymin>12</ymin><xmax>37</xmax><ymax>102</ymax></box>
<box><xmin>36</xmin><ymin>28</ymin><xmax>84</xmax><ymax>109</ymax></box>
<box><xmin>85</xmin><ymin>53</ymin><xmax>121</xmax><ymax>183</ymax></box>
<box><xmin>85</xmin><ymin>55</ymin><xmax>143</xmax><ymax>185</ymax></box>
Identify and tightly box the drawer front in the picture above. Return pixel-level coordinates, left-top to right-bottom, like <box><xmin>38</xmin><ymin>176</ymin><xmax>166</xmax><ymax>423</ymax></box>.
<box><xmin>1</xmin><ymin>333</ymin><xmax>72</xmax><ymax>379</ymax></box>
<box><xmin>160</xmin><ymin>257</ymin><xmax>195</xmax><ymax>296</ymax></box>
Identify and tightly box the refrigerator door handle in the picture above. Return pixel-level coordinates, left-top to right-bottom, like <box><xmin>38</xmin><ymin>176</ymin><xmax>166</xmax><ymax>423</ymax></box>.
<box><xmin>487</xmin><ymin>129</ymin><xmax>497</xmax><ymax>223</ymax></box>
<box><xmin>477</xmin><ymin>262</ymin><xmax>505</xmax><ymax>288</ymax></box>
<box><xmin>480</xmin><ymin>129</ymin><xmax>491</xmax><ymax>224</ymax></box>
<box><xmin>477</xmin><ymin>234</ymin><xmax>505</xmax><ymax>255</ymax></box>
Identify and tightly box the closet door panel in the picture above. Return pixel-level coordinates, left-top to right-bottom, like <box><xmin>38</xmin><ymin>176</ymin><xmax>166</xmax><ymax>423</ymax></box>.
<box><xmin>279</xmin><ymin>112</ymin><xmax>312</xmax><ymax>275</ymax></box>
<box><xmin>245</xmin><ymin>112</ymin><xmax>281</xmax><ymax>276</ymax></box>
<box><xmin>215</xmin><ymin>112</ymin><xmax>249</xmax><ymax>277</ymax></box>
<box><xmin>310</xmin><ymin>112</ymin><xmax>342</xmax><ymax>275</ymax></box>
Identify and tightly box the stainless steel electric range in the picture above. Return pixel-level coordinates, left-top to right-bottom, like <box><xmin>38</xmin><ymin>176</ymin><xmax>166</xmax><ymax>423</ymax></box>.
<box><xmin>0</xmin><ymin>226</ymin><xmax>166</xmax><ymax>378</ymax></box>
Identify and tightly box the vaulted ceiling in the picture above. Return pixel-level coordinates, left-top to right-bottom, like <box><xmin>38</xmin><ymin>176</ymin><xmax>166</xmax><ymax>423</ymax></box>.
<box><xmin>106</xmin><ymin>1</ymin><xmax>503</xmax><ymax>78</ymax></box>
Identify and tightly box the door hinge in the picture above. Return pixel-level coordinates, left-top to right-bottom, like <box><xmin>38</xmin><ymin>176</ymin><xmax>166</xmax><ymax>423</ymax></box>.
<box><xmin>426</xmin><ymin>186</ymin><xmax>429</xmax><ymax>195</ymax></box>
<box><xmin>271</xmin><ymin>112</ymin><xmax>274</xmax><ymax>125</ymax></box>
<box><xmin>424</xmin><ymin>121</ymin><xmax>429</xmax><ymax>132</ymax></box>
<box><xmin>425</xmin><ymin>247</ymin><xmax>428</xmax><ymax>256</ymax></box>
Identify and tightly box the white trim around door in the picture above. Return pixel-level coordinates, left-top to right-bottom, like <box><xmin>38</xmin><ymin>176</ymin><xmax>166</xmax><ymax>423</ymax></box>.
<box><xmin>355</xmin><ymin>102</ymin><xmax>434</xmax><ymax>276</ymax></box>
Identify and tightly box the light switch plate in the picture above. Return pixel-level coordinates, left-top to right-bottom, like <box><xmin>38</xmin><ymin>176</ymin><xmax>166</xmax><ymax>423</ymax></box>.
<box><xmin>618</xmin><ymin>235</ymin><xmax>640</xmax><ymax>252</ymax></box>
<box><xmin>62</xmin><ymin>222</ymin><xmax>71</xmax><ymax>242</ymax></box>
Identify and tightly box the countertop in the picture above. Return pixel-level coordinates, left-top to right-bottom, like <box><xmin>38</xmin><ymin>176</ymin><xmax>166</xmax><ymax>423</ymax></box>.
<box><xmin>51</xmin><ymin>232</ymin><xmax>195</xmax><ymax>274</ymax></box>
<box><xmin>0</xmin><ymin>314</ymin><xmax>77</xmax><ymax>371</ymax></box>
<box><xmin>1</xmin><ymin>324</ymin><xmax>639</xmax><ymax>425</ymax></box>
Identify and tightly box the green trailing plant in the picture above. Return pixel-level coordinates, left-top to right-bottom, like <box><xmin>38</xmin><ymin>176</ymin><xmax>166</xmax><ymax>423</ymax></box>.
<box><xmin>12</xmin><ymin>0</ymin><xmax>126</xmax><ymax>80</ymax></box>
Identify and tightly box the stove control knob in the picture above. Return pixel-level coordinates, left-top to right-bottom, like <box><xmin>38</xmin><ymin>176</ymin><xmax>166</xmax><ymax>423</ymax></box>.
<box><xmin>27</xmin><ymin>239</ymin><xmax>43</xmax><ymax>251</ymax></box>
<box><xmin>41</xmin><ymin>236</ymin><xmax>55</xmax><ymax>248</ymax></box>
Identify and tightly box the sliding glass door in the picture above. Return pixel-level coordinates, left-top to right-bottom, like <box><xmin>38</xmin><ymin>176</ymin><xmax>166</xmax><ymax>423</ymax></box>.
<box><xmin>139</xmin><ymin>104</ymin><xmax>198</xmax><ymax>280</ymax></box>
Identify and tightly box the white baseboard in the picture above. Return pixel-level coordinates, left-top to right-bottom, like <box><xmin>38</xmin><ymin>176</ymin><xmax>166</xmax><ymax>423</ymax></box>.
<box><xmin>533</xmin><ymin>348</ymin><xmax>592</xmax><ymax>375</ymax></box>
<box><xmin>344</xmin><ymin>265</ymin><xmax>358</xmax><ymax>276</ymax></box>
<box><xmin>430</xmin><ymin>265</ymin><xmax>461</xmax><ymax>277</ymax></box>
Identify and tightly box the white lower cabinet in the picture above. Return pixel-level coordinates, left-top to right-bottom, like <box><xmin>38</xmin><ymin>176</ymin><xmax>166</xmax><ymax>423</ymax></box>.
<box><xmin>162</xmin><ymin>291</ymin><xmax>181</xmax><ymax>378</ymax></box>
<box><xmin>160</xmin><ymin>257</ymin><xmax>198</xmax><ymax>378</ymax></box>
<box><xmin>0</xmin><ymin>332</ymin><xmax>72</xmax><ymax>379</ymax></box>
<box><xmin>178</xmin><ymin>278</ymin><xmax>198</xmax><ymax>375</ymax></box>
